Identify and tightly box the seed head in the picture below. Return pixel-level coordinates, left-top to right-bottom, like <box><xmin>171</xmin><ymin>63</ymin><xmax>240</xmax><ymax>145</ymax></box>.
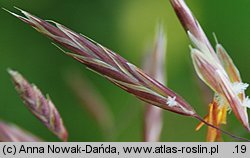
<box><xmin>8</xmin><ymin>69</ymin><xmax>68</xmax><ymax>141</ymax></box>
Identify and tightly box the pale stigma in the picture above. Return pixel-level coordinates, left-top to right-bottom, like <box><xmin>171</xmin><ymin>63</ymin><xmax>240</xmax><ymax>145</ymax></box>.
<box><xmin>166</xmin><ymin>96</ymin><xmax>178</xmax><ymax>107</ymax></box>
<box><xmin>232</xmin><ymin>82</ymin><xmax>249</xmax><ymax>95</ymax></box>
<box><xmin>243</xmin><ymin>96</ymin><xmax>250</xmax><ymax>108</ymax></box>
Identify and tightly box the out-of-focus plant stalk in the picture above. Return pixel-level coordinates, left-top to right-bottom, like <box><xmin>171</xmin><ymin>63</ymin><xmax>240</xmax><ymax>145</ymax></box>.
<box><xmin>143</xmin><ymin>26</ymin><xmax>166</xmax><ymax>142</ymax></box>
<box><xmin>0</xmin><ymin>120</ymin><xmax>42</xmax><ymax>142</ymax></box>
<box><xmin>8</xmin><ymin>69</ymin><xmax>68</xmax><ymax>141</ymax></box>
<box><xmin>67</xmin><ymin>71</ymin><xmax>115</xmax><ymax>140</ymax></box>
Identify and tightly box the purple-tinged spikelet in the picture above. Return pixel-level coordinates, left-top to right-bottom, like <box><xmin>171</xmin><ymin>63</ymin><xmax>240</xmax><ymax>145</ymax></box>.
<box><xmin>170</xmin><ymin>0</ymin><xmax>250</xmax><ymax>132</ymax></box>
<box><xmin>8</xmin><ymin>69</ymin><xmax>68</xmax><ymax>141</ymax></box>
<box><xmin>6</xmin><ymin>8</ymin><xmax>197</xmax><ymax>117</ymax></box>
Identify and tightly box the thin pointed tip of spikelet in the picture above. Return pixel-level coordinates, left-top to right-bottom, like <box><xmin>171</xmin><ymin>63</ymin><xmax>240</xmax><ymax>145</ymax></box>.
<box><xmin>60</xmin><ymin>131</ymin><xmax>68</xmax><ymax>142</ymax></box>
<box><xmin>7</xmin><ymin>68</ymin><xmax>23</xmax><ymax>82</ymax></box>
<box><xmin>2</xmin><ymin>7</ymin><xmax>23</xmax><ymax>18</ymax></box>
<box><xmin>7</xmin><ymin>68</ymin><xmax>16</xmax><ymax>75</ymax></box>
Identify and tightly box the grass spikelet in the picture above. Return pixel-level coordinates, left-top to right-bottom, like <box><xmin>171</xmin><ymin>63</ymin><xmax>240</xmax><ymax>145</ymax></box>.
<box><xmin>8</xmin><ymin>69</ymin><xmax>68</xmax><ymax>141</ymax></box>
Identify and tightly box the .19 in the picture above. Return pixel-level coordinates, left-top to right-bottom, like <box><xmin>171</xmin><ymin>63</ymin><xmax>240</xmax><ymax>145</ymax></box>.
<box><xmin>235</xmin><ymin>145</ymin><xmax>246</xmax><ymax>153</ymax></box>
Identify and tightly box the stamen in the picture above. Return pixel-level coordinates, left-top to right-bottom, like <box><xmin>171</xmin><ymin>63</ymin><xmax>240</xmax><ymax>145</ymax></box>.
<box><xmin>214</xmin><ymin>93</ymin><xmax>231</xmax><ymax>112</ymax></box>
<box><xmin>214</xmin><ymin>93</ymin><xmax>225</xmax><ymax>108</ymax></box>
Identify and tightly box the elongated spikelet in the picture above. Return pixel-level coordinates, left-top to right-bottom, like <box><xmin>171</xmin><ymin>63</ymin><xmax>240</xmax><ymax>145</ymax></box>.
<box><xmin>170</xmin><ymin>0</ymin><xmax>250</xmax><ymax>132</ymax></box>
<box><xmin>6</xmin><ymin>8</ymin><xmax>197</xmax><ymax>117</ymax></box>
<box><xmin>8</xmin><ymin>69</ymin><xmax>68</xmax><ymax>141</ymax></box>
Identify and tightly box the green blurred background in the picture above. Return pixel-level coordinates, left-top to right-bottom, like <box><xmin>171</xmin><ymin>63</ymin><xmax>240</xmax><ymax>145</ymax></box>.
<box><xmin>0</xmin><ymin>0</ymin><xmax>249</xmax><ymax>141</ymax></box>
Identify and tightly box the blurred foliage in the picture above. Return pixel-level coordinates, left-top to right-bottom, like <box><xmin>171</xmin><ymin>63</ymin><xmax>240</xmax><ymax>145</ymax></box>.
<box><xmin>0</xmin><ymin>0</ymin><xmax>249</xmax><ymax>141</ymax></box>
